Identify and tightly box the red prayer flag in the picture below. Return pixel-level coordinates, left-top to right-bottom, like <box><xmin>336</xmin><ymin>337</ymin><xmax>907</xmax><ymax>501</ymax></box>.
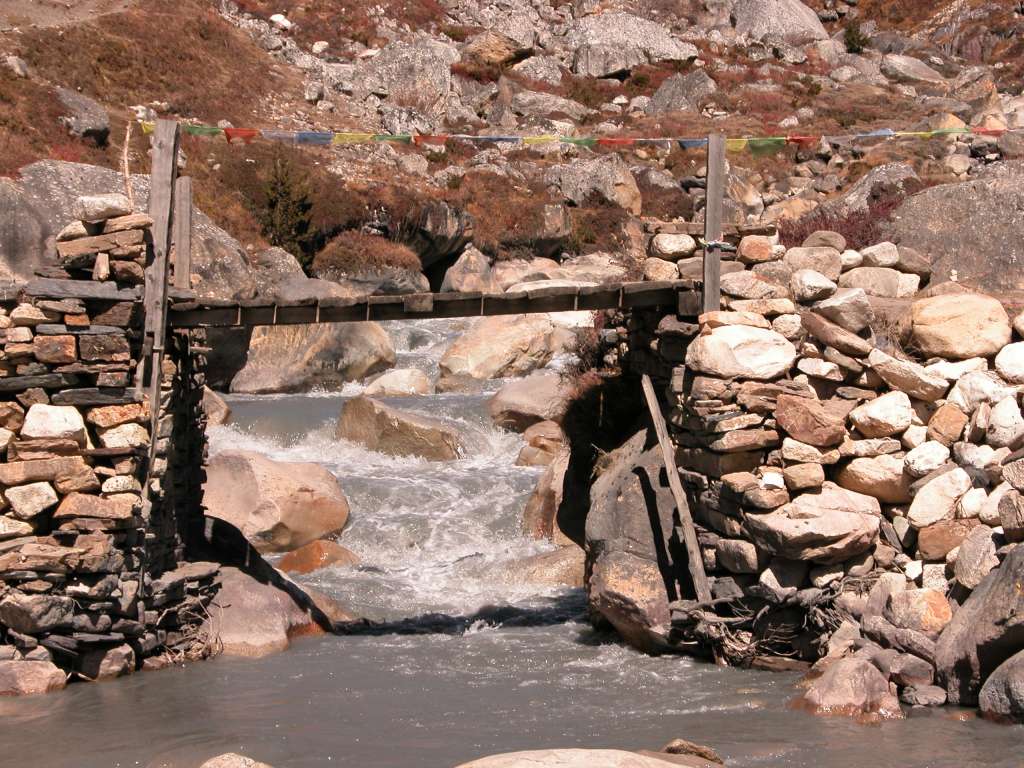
<box><xmin>413</xmin><ymin>134</ymin><xmax>449</xmax><ymax>145</ymax></box>
<box><xmin>224</xmin><ymin>128</ymin><xmax>259</xmax><ymax>144</ymax></box>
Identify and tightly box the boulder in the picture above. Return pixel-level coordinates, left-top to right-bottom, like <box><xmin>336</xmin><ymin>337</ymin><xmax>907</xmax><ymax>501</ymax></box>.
<box><xmin>336</xmin><ymin>396</ymin><xmax>461</xmax><ymax>460</ymax></box>
<box><xmin>522</xmin><ymin>448</ymin><xmax>573</xmax><ymax>544</ymax></box>
<box><xmin>995</xmin><ymin>342</ymin><xmax>1024</xmax><ymax>384</ymax></box>
<box><xmin>437</xmin><ymin>315</ymin><xmax>571</xmax><ymax>391</ymax></box>
<box><xmin>907</xmin><ymin>468</ymin><xmax>972</xmax><ymax>529</ymax></box>
<box><xmin>935</xmin><ymin>546</ymin><xmax>1024</xmax><ymax>705</ymax></box>
<box><xmin>78</xmin><ymin>644</ymin><xmax>135</xmax><ymax>680</ymax></box>
<box><xmin>918</xmin><ymin>518</ymin><xmax>981</xmax><ymax>562</ymax></box>
<box><xmin>354</xmin><ymin>36</ymin><xmax>459</xmax><ymax>109</ymax></box>
<box><xmin>202</xmin><ymin>387</ymin><xmax>232</xmax><ymax>426</ymax></box>
<box><xmin>455</xmin><ymin>750</ymin><xmax>690</xmax><ymax>768</ymax></box>
<box><xmin>685</xmin><ymin>325</ymin><xmax>796</xmax><ymax>381</ymax></box>
<box><xmin>586</xmin><ymin>431</ymin><xmax>680</xmax><ymax>652</ymax></box>
<box><xmin>546</xmin><ymin>155</ymin><xmax>641</xmax><ymax>214</ymax></box>
<box><xmin>812</xmin><ymin>288</ymin><xmax>874</xmax><ymax>333</ymax></box>
<box><xmin>720</xmin><ymin>271</ymin><xmax>787</xmax><ymax>300</ymax></box>
<box><xmin>884</xmin><ymin>588</ymin><xmax>952</xmax><ymax>637</ymax></box>
<box><xmin>206</xmin><ymin>567</ymin><xmax>333</xmax><ymax>658</ymax></box>
<box><xmin>866</xmin><ymin>350</ymin><xmax>947</xmax><ymax>402</ymax></box>
<box><xmin>56</xmin><ymin>87</ymin><xmax>110</xmax><ymax>145</ymax></box>
<box><xmin>790</xmin><ymin>269</ymin><xmax>836</xmax><ymax>302</ymax></box>
<box><xmin>651</xmin><ymin>234</ymin><xmax>697</xmax><ymax>261</ymax></box>
<box><xmin>488</xmin><ymin>372</ymin><xmax>572</xmax><ymax>432</ymax></box>
<box><xmin>203</xmin><ymin>450</ymin><xmax>350</xmax><ymax>553</ymax></box>
<box><xmin>800</xmin><ymin>312</ymin><xmax>871</xmax><ymax>356</ymax></box>
<box><xmin>504</xmin><ymin>546</ymin><xmax>585</xmax><ymax>589</ymax></box>
<box><xmin>784</xmin><ymin>247</ymin><xmax>842</xmax><ymax>282</ymax></box>
<box><xmin>566</xmin><ymin>12</ymin><xmax>698</xmax><ymax>78</ymax></box>
<box><xmin>0</xmin><ymin>592</ymin><xmax>75</xmax><ymax>633</ymax></box>
<box><xmin>838</xmin><ymin>267</ymin><xmax>919</xmax><ymax>298</ymax></box>
<box><xmin>881</xmin><ymin>54</ymin><xmax>945</xmax><ymax>84</ymax></box>
<box><xmin>364</xmin><ymin>369</ymin><xmax>433</xmax><ymax>397</ymax></box>
<box><xmin>903</xmin><ymin>441</ymin><xmax>950</xmax><ymax>478</ymax></box>
<box><xmin>20</xmin><ymin>404</ymin><xmax>87</xmax><ymax>445</ymax></box>
<box><xmin>0</xmin><ymin>161</ymin><xmax>257</xmax><ymax>297</ymax></box>
<box><xmin>231</xmin><ymin>323</ymin><xmax>395</xmax><ymax>394</ymax></box>
<box><xmin>731</xmin><ymin>0</ymin><xmax>828</xmax><ymax>44</ymax></box>
<box><xmin>824</xmin><ymin>163</ymin><xmax>919</xmax><ymax>220</ymax></box>
<box><xmin>947</xmin><ymin>371</ymin><xmax>1016</xmax><ymax>415</ymax></box>
<box><xmin>835</xmin><ymin>454</ymin><xmax>912</xmax><ymax>504</ymax></box>
<box><xmin>799</xmin><ymin>658</ymin><xmax>903</xmax><ymax>719</ymax></box>
<box><xmin>72</xmin><ymin>193</ymin><xmax>131</xmax><ymax>222</ymax></box>
<box><xmin>953</xmin><ymin>525</ymin><xmax>999</xmax><ymax>589</ymax></box>
<box><xmin>979</xmin><ymin>650</ymin><xmax>1024</xmax><ymax>723</ymax></box>
<box><xmin>441</xmin><ymin>246</ymin><xmax>501</xmax><ymax>293</ymax></box>
<box><xmin>277</xmin><ymin>540</ymin><xmax>360</xmax><ymax>575</ymax></box>
<box><xmin>200</xmin><ymin>755</ymin><xmax>273</xmax><ymax>768</ymax></box>
<box><xmin>517</xmin><ymin>420</ymin><xmax>566</xmax><ymax>467</ymax></box>
<box><xmin>910</xmin><ymin>293</ymin><xmax>1011</xmax><ymax>360</ymax></box>
<box><xmin>745</xmin><ymin>482</ymin><xmax>881</xmax><ymax>564</ymax></box>
<box><xmin>986</xmin><ymin>396</ymin><xmax>1024</xmax><ymax>449</ymax></box>
<box><xmin>849</xmin><ymin>391</ymin><xmax>913</xmax><ymax>439</ymax></box>
<box><xmin>774</xmin><ymin>394</ymin><xmax>847</xmax><ymax>447</ymax></box>
<box><xmin>647</xmin><ymin>70</ymin><xmax>717</xmax><ymax>114</ymax></box>
<box><xmin>0</xmin><ymin>660</ymin><xmax>66</xmax><ymax>696</ymax></box>
<box><xmin>926</xmin><ymin>403</ymin><xmax>968</xmax><ymax>446</ymax></box>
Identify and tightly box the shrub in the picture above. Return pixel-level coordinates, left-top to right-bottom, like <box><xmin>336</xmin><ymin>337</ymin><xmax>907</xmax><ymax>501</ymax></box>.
<box><xmin>778</xmin><ymin>190</ymin><xmax>912</xmax><ymax>251</ymax></box>
<box><xmin>844</xmin><ymin>21</ymin><xmax>870</xmax><ymax>54</ymax></box>
<box><xmin>312</xmin><ymin>231</ymin><xmax>421</xmax><ymax>277</ymax></box>
<box><xmin>257</xmin><ymin>157</ymin><xmax>315</xmax><ymax>270</ymax></box>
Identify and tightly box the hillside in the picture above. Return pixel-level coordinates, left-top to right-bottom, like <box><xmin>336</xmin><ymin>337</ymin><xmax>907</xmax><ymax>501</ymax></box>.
<box><xmin>1</xmin><ymin>0</ymin><xmax>1023</xmax><ymax>296</ymax></box>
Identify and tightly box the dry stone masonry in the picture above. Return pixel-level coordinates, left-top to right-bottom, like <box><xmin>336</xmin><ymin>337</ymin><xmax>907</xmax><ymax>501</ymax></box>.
<box><xmin>0</xmin><ymin>196</ymin><xmax>217</xmax><ymax>695</ymax></box>
<box><xmin>583</xmin><ymin>225</ymin><xmax>1024</xmax><ymax>721</ymax></box>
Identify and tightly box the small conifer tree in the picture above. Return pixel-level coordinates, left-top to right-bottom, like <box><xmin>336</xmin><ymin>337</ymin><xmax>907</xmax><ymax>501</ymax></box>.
<box><xmin>258</xmin><ymin>156</ymin><xmax>315</xmax><ymax>271</ymax></box>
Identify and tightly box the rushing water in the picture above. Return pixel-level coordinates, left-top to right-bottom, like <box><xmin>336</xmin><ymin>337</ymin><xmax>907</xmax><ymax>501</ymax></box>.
<box><xmin>2</xmin><ymin>319</ymin><xmax>1021</xmax><ymax>768</ymax></box>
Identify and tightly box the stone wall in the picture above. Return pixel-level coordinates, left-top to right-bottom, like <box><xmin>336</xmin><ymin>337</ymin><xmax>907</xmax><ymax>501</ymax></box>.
<box><xmin>0</xmin><ymin>196</ymin><xmax>216</xmax><ymax>695</ymax></box>
<box><xmin>588</xmin><ymin>227</ymin><xmax>1024</xmax><ymax>720</ymax></box>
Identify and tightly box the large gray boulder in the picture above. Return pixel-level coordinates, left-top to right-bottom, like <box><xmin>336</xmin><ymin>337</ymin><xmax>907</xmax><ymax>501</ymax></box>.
<box><xmin>55</xmin><ymin>87</ymin><xmax>110</xmax><ymax>145</ymax></box>
<box><xmin>230</xmin><ymin>322</ymin><xmax>395</xmax><ymax>394</ymax></box>
<box><xmin>203</xmin><ymin>450</ymin><xmax>350</xmax><ymax>553</ymax></box>
<box><xmin>488</xmin><ymin>372</ymin><xmax>573</xmax><ymax>431</ymax></box>
<box><xmin>820</xmin><ymin>163</ymin><xmax>919</xmax><ymax>220</ymax></box>
<box><xmin>979</xmin><ymin>650</ymin><xmax>1024</xmax><ymax>723</ymax></box>
<box><xmin>353</xmin><ymin>36</ymin><xmax>459</xmax><ymax>114</ymax></box>
<box><xmin>546</xmin><ymin>154</ymin><xmax>642</xmax><ymax>215</ymax></box>
<box><xmin>646</xmin><ymin>70</ymin><xmax>717</xmax><ymax>115</ymax></box>
<box><xmin>0</xmin><ymin>161</ymin><xmax>257</xmax><ymax>299</ymax></box>
<box><xmin>887</xmin><ymin>166</ymin><xmax>1024</xmax><ymax>292</ymax></box>
<box><xmin>935</xmin><ymin>546</ymin><xmax>1024</xmax><ymax>705</ymax></box>
<box><xmin>565</xmin><ymin>12</ymin><xmax>697</xmax><ymax>78</ymax></box>
<box><xmin>731</xmin><ymin>0</ymin><xmax>828</xmax><ymax>44</ymax></box>
<box><xmin>586</xmin><ymin>430</ymin><xmax>683</xmax><ymax>653</ymax></box>
<box><xmin>800</xmin><ymin>657</ymin><xmax>904</xmax><ymax>719</ymax></box>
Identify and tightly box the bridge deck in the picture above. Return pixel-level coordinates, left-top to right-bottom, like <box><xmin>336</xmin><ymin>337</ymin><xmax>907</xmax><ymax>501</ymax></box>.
<box><xmin>165</xmin><ymin>280</ymin><xmax>701</xmax><ymax>328</ymax></box>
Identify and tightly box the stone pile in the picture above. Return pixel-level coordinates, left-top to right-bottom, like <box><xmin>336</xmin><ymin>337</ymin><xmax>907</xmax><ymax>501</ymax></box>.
<box><xmin>53</xmin><ymin>194</ymin><xmax>154</xmax><ymax>287</ymax></box>
<box><xmin>579</xmin><ymin>228</ymin><xmax>1024</xmax><ymax>721</ymax></box>
<box><xmin>0</xmin><ymin>198</ymin><xmax>218</xmax><ymax>695</ymax></box>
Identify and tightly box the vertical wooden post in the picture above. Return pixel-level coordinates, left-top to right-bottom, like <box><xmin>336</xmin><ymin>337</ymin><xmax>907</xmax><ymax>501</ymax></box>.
<box><xmin>139</xmin><ymin>119</ymin><xmax>179</xmax><ymax>481</ymax></box>
<box><xmin>702</xmin><ymin>133</ymin><xmax>726</xmax><ymax>314</ymax></box>
<box><xmin>641</xmin><ymin>374</ymin><xmax>712</xmax><ymax>604</ymax></box>
<box><xmin>172</xmin><ymin>176</ymin><xmax>192</xmax><ymax>292</ymax></box>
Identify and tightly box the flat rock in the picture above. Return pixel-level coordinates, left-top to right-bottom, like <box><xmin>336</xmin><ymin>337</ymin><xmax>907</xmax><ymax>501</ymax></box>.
<box><xmin>801</xmin><ymin>312</ymin><xmax>871</xmax><ymax>357</ymax></box>
<box><xmin>685</xmin><ymin>325</ymin><xmax>796</xmax><ymax>381</ymax></box>
<box><xmin>849</xmin><ymin>391</ymin><xmax>913</xmax><ymax>438</ymax></box>
<box><xmin>364</xmin><ymin>368</ymin><xmax>433</xmax><ymax>398</ymax></box>
<box><xmin>884</xmin><ymin>588</ymin><xmax>952</xmax><ymax>637</ymax></box>
<box><xmin>774</xmin><ymin>394</ymin><xmax>847</xmax><ymax>447</ymax></box>
<box><xmin>908</xmin><ymin>468</ymin><xmax>973</xmax><ymax>529</ymax></box>
<box><xmin>867</xmin><ymin>349</ymin><xmax>947</xmax><ymax>402</ymax></box>
<box><xmin>835</xmin><ymin>454</ymin><xmax>912</xmax><ymax>504</ymax></box>
<box><xmin>488</xmin><ymin>372</ymin><xmax>573</xmax><ymax>432</ymax></box>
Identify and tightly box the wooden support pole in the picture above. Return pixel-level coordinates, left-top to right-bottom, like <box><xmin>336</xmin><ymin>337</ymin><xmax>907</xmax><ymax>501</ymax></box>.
<box><xmin>139</xmin><ymin>119</ymin><xmax>180</xmax><ymax>480</ymax></box>
<box><xmin>641</xmin><ymin>374</ymin><xmax>712</xmax><ymax>604</ymax></box>
<box><xmin>702</xmin><ymin>133</ymin><xmax>726</xmax><ymax>314</ymax></box>
<box><xmin>172</xmin><ymin>176</ymin><xmax>192</xmax><ymax>292</ymax></box>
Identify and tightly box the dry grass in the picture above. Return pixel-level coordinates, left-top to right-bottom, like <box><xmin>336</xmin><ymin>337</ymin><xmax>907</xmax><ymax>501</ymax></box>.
<box><xmin>0</xmin><ymin>72</ymin><xmax>115</xmax><ymax>176</ymax></box>
<box><xmin>234</xmin><ymin>0</ymin><xmax>446</xmax><ymax>49</ymax></box>
<box><xmin>312</xmin><ymin>231</ymin><xmax>421</xmax><ymax>275</ymax></box>
<box><xmin>15</xmin><ymin>0</ymin><xmax>291</xmax><ymax>125</ymax></box>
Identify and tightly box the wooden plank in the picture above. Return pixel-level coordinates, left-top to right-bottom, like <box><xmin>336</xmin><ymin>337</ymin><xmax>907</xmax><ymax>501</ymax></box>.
<box><xmin>144</xmin><ymin>119</ymin><xmax>179</xmax><ymax>341</ymax></box>
<box><xmin>172</xmin><ymin>176</ymin><xmax>193</xmax><ymax>291</ymax></box>
<box><xmin>641</xmin><ymin>373</ymin><xmax>712</xmax><ymax>604</ymax></box>
<box><xmin>702</xmin><ymin>133</ymin><xmax>726</xmax><ymax>314</ymax></box>
<box><xmin>647</xmin><ymin>221</ymin><xmax>777</xmax><ymax>238</ymax></box>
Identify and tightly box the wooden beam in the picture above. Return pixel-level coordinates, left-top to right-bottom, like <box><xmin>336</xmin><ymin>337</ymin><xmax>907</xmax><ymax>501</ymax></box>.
<box><xmin>641</xmin><ymin>373</ymin><xmax>712</xmax><ymax>604</ymax></box>
<box><xmin>702</xmin><ymin>133</ymin><xmax>726</xmax><ymax>314</ymax></box>
<box><xmin>143</xmin><ymin>119</ymin><xmax>179</xmax><ymax>343</ymax></box>
<box><xmin>172</xmin><ymin>176</ymin><xmax>192</xmax><ymax>291</ymax></box>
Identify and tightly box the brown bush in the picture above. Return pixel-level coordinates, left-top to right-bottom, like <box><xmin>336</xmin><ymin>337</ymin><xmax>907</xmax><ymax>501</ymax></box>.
<box><xmin>778</xmin><ymin>190</ymin><xmax>912</xmax><ymax>251</ymax></box>
<box><xmin>567</xmin><ymin>198</ymin><xmax>630</xmax><ymax>256</ymax></box>
<box><xmin>312</xmin><ymin>231</ymin><xmax>421</xmax><ymax>276</ymax></box>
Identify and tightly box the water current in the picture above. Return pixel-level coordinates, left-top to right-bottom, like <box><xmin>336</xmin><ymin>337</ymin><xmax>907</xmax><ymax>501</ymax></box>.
<box><xmin>2</xmin><ymin>319</ymin><xmax>1020</xmax><ymax>768</ymax></box>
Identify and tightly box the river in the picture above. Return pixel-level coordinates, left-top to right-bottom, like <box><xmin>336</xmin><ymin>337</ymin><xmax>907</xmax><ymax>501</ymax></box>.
<box><xmin>1</xmin><ymin>319</ymin><xmax>1020</xmax><ymax>768</ymax></box>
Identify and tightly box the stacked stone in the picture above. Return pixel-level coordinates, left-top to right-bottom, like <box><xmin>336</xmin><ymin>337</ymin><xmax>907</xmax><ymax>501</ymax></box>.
<box><xmin>0</xmin><ymin>199</ymin><xmax>215</xmax><ymax>696</ymax></box>
<box><xmin>609</xmin><ymin>228</ymin><xmax>1024</xmax><ymax>719</ymax></box>
<box><xmin>53</xmin><ymin>194</ymin><xmax>152</xmax><ymax>286</ymax></box>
